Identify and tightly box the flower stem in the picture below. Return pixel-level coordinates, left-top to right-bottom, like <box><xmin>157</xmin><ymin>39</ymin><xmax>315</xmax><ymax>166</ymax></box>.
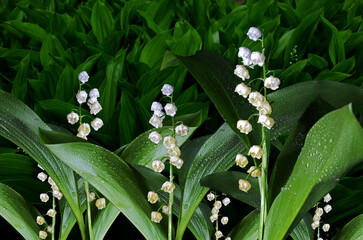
<box><xmin>168</xmin><ymin>95</ymin><xmax>175</xmax><ymax>240</ymax></box>
<box><xmin>52</xmin><ymin>196</ymin><xmax>56</xmax><ymax>240</ymax></box>
<box><xmin>85</xmin><ymin>181</ymin><xmax>93</xmax><ymax>240</ymax></box>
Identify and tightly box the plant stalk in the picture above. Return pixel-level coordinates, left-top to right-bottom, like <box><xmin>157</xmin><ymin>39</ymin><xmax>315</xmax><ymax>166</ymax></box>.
<box><xmin>85</xmin><ymin>180</ymin><xmax>93</xmax><ymax>240</ymax></box>
<box><xmin>168</xmin><ymin>96</ymin><xmax>175</xmax><ymax>240</ymax></box>
<box><xmin>52</xmin><ymin>196</ymin><xmax>56</xmax><ymax>240</ymax></box>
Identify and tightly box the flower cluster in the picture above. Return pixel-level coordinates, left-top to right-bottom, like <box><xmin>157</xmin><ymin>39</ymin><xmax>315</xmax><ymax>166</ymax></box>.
<box><xmin>147</xmin><ymin>84</ymin><xmax>189</xmax><ymax>223</ymax></box>
<box><xmin>207</xmin><ymin>192</ymin><xmax>232</xmax><ymax>239</ymax></box>
<box><xmin>234</xmin><ymin>27</ymin><xmax>280</xmax><ymax>193</ymax></box>
<box><xmin>66</xmin><ymin>71</ymin><xmax>104</xmax><ymax>140</ymax></box>
<box><xmin>312</xmin><ymin>193</ymin><xmax>332</xmax><ymax>239</ymax></box>
<box><xmin>36</xmin><ymin>165</ymin><xmax>62</xmax><ymax>238</ymax></box>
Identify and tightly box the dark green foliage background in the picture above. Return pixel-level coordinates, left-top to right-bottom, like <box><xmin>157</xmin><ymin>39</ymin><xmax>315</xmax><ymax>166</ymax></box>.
<box><xmin>0</xmin><ymin>0</ymin><xmax>362</xmax><ymax>239</ymax></box>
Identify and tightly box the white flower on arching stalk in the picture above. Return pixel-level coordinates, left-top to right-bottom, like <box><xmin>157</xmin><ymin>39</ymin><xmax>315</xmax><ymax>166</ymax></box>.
<box><xmin>91</xmin><ymin>118</ymin><xmax>104</xmax><ymax>131</ymax></box>
<box><xmin>322</xmin><ymin>224</ymin><xmax>330</xmax><ymax>232</ymax></box>
<box><xmin>164</xmin><ymin>103</ymin><xmax>177</xmax><ymax>117</ymax></box>
<box><xmin>250</xmin><ymin>52</ymin><xmax>265</xmax><ymax>68</ymax></box>
<box><xmin>36</xmin><ymin>216</ymin><xmax>45</xmax><ymax>225</ymax></box>
<box><xmin>151</xmin><ymin>211</ymin><xmax>163</xmax><ymax>223</ymax></box>
<box><xmin>163</xmin><ymin>136</ymin><xmax>177</xmax><ymax>149</ymax></box>
<box><xmin>264</xmin><ymin>76</ymin><xmax>280</xmax><ymax>90</ymax></box>
<box><xmin>161</xmin><ymin>84</ymin><xmax>174</xmax><ymax>96</ymax></box>
<box><xmin>76</xmin><ymin>90</ymin><xmax>88</xmax><ymax>104</ymax></box>
<box><xmin>235</xmin><ymin>83</ymin><xmax>251</xmax><ymax>98</ymax></box>
<box><xmin>48</xmin><ymin>177</ymin><xmax>55</xmax><ymax>186</ymax></box>
<box><xmin>324</xmin><ymin>193</ymin><xmax>332</xmax><ymax>203</ymax></box>
<box><xmin>248</xmin><ymin>92</ymin><xmax>266</xmax><ymax>107</ymax></box>
<box><xmin>247</xmin><ymin>27</ymin><xmax>262</xmax><ymax>41</ymax></box>
<box><xmin>209</xmin><ymin>214</ymin><xmax>218</xmax><ymax>223</ymax></box>
<box><xmin>67</xmin><ymin>112</ymin><xmax>79</xmax><ymax>125</ymax></box>
<box><xmin>149</xmin><ymin>115</ymin><xmax>163</xmax><ymax>128</ymax></box>
<box><xmin>39</xmin><ymin>230</ymin><xmax>48</xmax><ymax>240</ymax></box>
<box><xmin>257</xmin><ymin>101</ymin><xmax>272</xmax><ymax>115</ymax></box>
<box><xmin>37</xmin><ymin>172</ymin><xmax>48</xmax><ymax>182</ymax></box>
<box><xmin>235</xmin><ymin>154</ymin><xmax>249</xmax><ymax>168</ymax></box>
<box><xmin>211</xmin><ymin>207</ymin><xmax>219</xmax><ymax>215</ymax></box>
<box><xmin>148</xmin><ymin>131</ymin><xmax>163</xmax><ymax>144</ymax></box>
<box><xmin>40</xmin><ymin>193</ymin><xmax>49</xmax><ymax>203</ymax></box>
<box><xmin>47</xmin><ymin>226</ymin><xmax>53</xmax><ymax>233</ymax></box>
<box><xmin>214</xmin><ymin>201</ymin><xmax>222</xmax><ymax>210</ymax></box>
<box><xmin>152</xmin><ymin>160</ymin><xmax>165</xmax><ymax>173</ymax></box>
<box><xmin>151</xmin><ymin>101</ymin><xmax>163</xmax><ymax>112</ymax></box>
<box><xmin>162</xmin><ymin>205</ymin><xmax>169</xmax><ymax>215</ymax></box>
<box><xmin>90</xmin><ymin>101</ymin><xmax>102</xmax><ymax>115</ymax></box>
<box><xmin>78</xmin><ymin>123</ymin><xmax>91</xmax><ymax>137</ymax></box>
<box><xmin>175</xmin><ymin>124</ymin><xmax>189</xmax><ymax>137</ymax></box>
<box><xmin>315</xmin><ymin>207</ymin><xmax>324</xmax><ymax>217</ymax></box>
<box><xmin>324</xmin><ymin>204</ymin><xmax>332</xmax><ymax>213</ymax></box>
<box><xmin>78</xmin><ymin>71</ymin><xmax>89</xmax><ymax>84</ymax></box>
<box><xmin>311</xmin><ymin>220</ymin><xmax>319</xmax><ymax>230</ymax></box>
<box><xmin>258</xmin><ymin>115</ymin><xmax>275</xmax><ymax>129</ymax></box>
<box><xmin>167</xmin><ymin>144</ymin><xmax>181</xmax><ymax>157</ymax></box>
<box><xmin>248</xmin><ymin>145</ymin><xmax>264</xmax><ymax>159</ymax></box>
<box><xmin>239</xmin><ymin>179</ymin><xmax>251</xmax><ymax>193</ymax></box>
<box><xmin>238</xmin><ymin>47</ymin><xmax>251</xmax><ymax>60</ymax></box>
<box><xmin>247</xmin><ymin>166</ymin><xmax>261</xmax><ymax>178</ymax></box>
<box><xmin>89</xmin><ymin>88</ymin><xmax>100</xmax><ymax>99</ymax></box>
<box><xmin>170</xmin><ymin>156</ymin><xmax>184</xmax><ymax>169</ymax></box>
<box><xmin>153</xmin><ymin>110</ymin><xmax>165</xmax><ymax>120</ymax></box>
<box><xmin>96</xmin><ymin>198</ymin><xmax>106</xmax><ymax>210</ymax></box>
<box><xmin>221</xmin><ymin>216</ymin><xmax>229</xmax><ymax>225</ymax></box>
<box><xmin>237</xmin><ymin>120</ymin><xmax>252</xmax><ymax>134</ymax></box>
<box><xmin>53</xmin><ymin>190</ymin><xmax>63</xmax><ymax>200</ymax></box>
<box><xmin>147</xmin><ymin>191</ymin><xmax>159</xmax><ymax>204</ymax></box>
<box><xmin>87</xmin><ymin>97</ymin><xmax>97</xmax><ymax>108</ymax></box>
<box><xmin>207</xmin><ymin>192</ymin><xmax>215</xmax><ymax>201</ymax></box>
<box><xmin>215</xmin><ymin>230</ymin><xmax>223</xmax><ymax>239</ymax></box>
<box><xmin>222</xmin><ymin>197</ymin><xmax>231</xmax><ymax>206</ymax></box>
<box><xmin>161</xmin><ymin>181</ymin><xmax>175</xmax><ymax>193</ymax></box>
<box><xmin>89</xmin><ymin>192</ymin><xmax>96</xmax><ymax>202</ymax></box>
<box><xmin>46</xmin><ymin>209</ymin><xmax>57</xmax><ymax>218</ymax></box>
<box><xmin>234</xmin><ymin>65</ymin><xmax>250</xmax><ymax>80</ymax></box>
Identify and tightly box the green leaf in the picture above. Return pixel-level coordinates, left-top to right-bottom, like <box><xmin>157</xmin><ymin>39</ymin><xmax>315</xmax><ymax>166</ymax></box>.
<box><xmin>11</xmin><ymin>54</ymin><xmax>30</xmax><ymax>103</ymax></box>
<box><xmin>91</xmin><ymin>1</ymin><xmax>114</xmax><ymax>44</ymax></box>
<box><xmin>121</xmin><ymin>126</ymin><xmax>196</xmax><ymax>168</ymax></box>
<box><xmin>332</xmin><ymin>214</ymin><xmax>363</xmax><ymax>240</ymax></box>
<box><xmin>200</xmin><ymin>171</ymin><xmax>260</xmax><ymax>208</ymax></box>
<box><xmin>321</xmin><ymin>16</ymin><xmax>345</xmax><ymax>65</ymax></box>
<box><xmin>40</xmin><ymin>34</ymin><xmax>66</xmax><ymax>68</ymax></box>
<box><xmin>264</xmin><ymin>105</ymin><xmax>363</xmax><ymax>240</ymax></box>
<box><xmin>40</xmin><ymin>131</ymin><xmax>167</xmax><ymax>240</ymax></box>
<box><xmin>228</xmin><ymin>210</ymin><xmax>259</xmax><ymax>240</ymax></box>
<box><xmin>290</xmin><ymin>214</ymin><xmax>313</xmax><ymax>240</ymax></box>
<box><xmin>0</xmin><ymin>90</ymin><xmax>86</xmax><ymax>239</ymax></box>
<box><xmin>55</xmin><ymin>64</ymin><xmax>75</xmax><ymax>101</ymax></box>
<box><xmin>92</xmin><ymin>203</ymin><xmax>120</xmax><ymax>240</ymax></box>
<box><xmin>0</xmin><ymin>183</ymin><xmax>41</xmax><ymax>240</ymax></box>
<box><xmin>176</xmin><ymin>123</ymin><xmax>246</xmax><ymax>240</ymax></box>
<box><xmin>3</xmin><ymin>20</ymin><xmax>47</xmax><ymax>42</ymax></box>
<box><xmin>140</xmin><ymin>31</ymin><xmax>172</xmax><ymax>68</ymax></box>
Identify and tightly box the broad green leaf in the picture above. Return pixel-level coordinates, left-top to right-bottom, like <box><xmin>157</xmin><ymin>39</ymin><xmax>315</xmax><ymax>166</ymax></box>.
<box><xmin>228</xmin><ymin>210</ymin><xmax>259</xmax><ymax>240</ymax></box>
<box><xmin>140</xmin><ymin>31</ymin><xmax>172</xmax><ymax>68</ymax></box>
<box><xmin>40</xmin><ymin>131</ymin><xmax>167</xmax><ymax>240</ymax></box>
<box><xmin>200</xmin><ymin>171</ymin><xmax>260</xmax><ymax>208</ymax></box>
<box><xmin>314</xmin><ymin>71</ymin><xmax>351</xmax><ymax>82</ymax></box>
<box><xmin>0</xmin><ymin>90</ymin><xmax>86</xmax><ymax>239</ymax></box>
<box><xmin>264</xmin><ymin>105</ymin><xmax>363</xmax><ymax>240</ymax></box>
<box><xmin>3</xmin><ymin>20</ymin><xmax>47</xmax><ymax>42</ymax></box>
<box><xmin>92</xmin><ymin>203</ymin><xmax>120</xmax><ymax>240</ymax></box>
<box><xmin>40</xmin><ymin>34</ymin><xmax>66</xmax><ymax>68</ymax></box>
<box><xmin>321</xmin><ymin>16</ymin><xmax>345</xmax><ymax>65</ymax></box>
<box><xmin>290</xmin><ymin>214</ymin><xmax>313</xmax><ymax>240</ymax></box>
<box><xmin>121</xmin><ymin>126</ymin><xmax>197</xmax><ymax>168</ymax></box>
<box><xmin>11</xmin><ymin>54</ymin><xmax>30</xmax><ymax>103</ymax></box>
<box><xmin>176</xmin><ymin>123</ymin><xmax>246</xmax><ymax>240</ymax></box>
<box><xmin>332</xmin><ymin>214</ymin><xmax>363</xmax><ymax>240</ymax></box>
<box><xmin>91</xmin><ymin>1</ymin><xmax>114</xmax><ymax>44</ymax></box>
<box><xmin>0</xmin><ymin>183</ymin><xmax>41</xmax><ymax>240</ymax></box>
<box><xmin>55</xmin><ymin>64</ymin><xmax>75</xmax><ymax>102</ymax></box>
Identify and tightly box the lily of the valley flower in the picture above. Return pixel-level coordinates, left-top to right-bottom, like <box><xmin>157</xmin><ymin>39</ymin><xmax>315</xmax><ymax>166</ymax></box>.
<box><xmin>40</xmin><ymin>193</ymin><xmax>49</xmax><ymax>203</ymax></box>
<box><xmin>239</xmin><ymin>179</ymin><xmax>251</xmax><ymax>193</ymax></box>
<box><xmin>247</xmin><ymin>27</ymin><xmax>262</xmax><ymax>41</ymax></box>
<box><xmin>164</xmin><ymin>103</ymin><xmax>177</xmax><ymax>117</ymax></box>
<box><xmin>250</xmin><ymin>51</ymin><xmax>265</xmax><ymax>68</ymax></box>
<box><xmin>89</xmin><ymin>88</ymin><xmax>100</xmax><ymax>98</ymax></box>
<box><xmin>163</xmin><ymin>136</ymin><xmax>177</xmax><ymax>149</ymax></box>
<box><xmin>95</xmin><ymin>198</ymin><xmax>106</xmax><ymax>210</ymax></box>
<box><xmin>151</xmin><ymin>101</ymin><xmax>163</xmax><ymax>112</ymax></box>
<box><xmin>248</xmin><ymin>145</ymin><xmax>264</xmax><ymax>159</ymax></box>
<box><xmin>147</xmin><ymin>191</ymin><xmax>159</xmax><ymax>204</ymax></box>
<box><xmin>67</xmin><ymin>112</ymin><xmax>79</xmax><ymax>125</ymax></box>
<box><xmin>36</xmin><ymin>216</ymin><xmax>45</xmax><ymax>225</ymax></box>
<box><xmin>264</xmin><ymin>76</ymin><xmax>280</xmax><ymax>90</ymax></box>
<box><xmin>235</xmin><ymin>83</ymin><xmax>251</xmax><ymax>98</ymax></box>
<box><xmin>175</xmin><ymin>124</ymin><xmax>189</xmax><ymax>137</ymax></box>
<box><xmin>235</xmin><ymin>154</ymin><xmax>248</xmax><ymax>168</ymax></box>
<box><xmin>76</xmin><ymin>90</ymin><xmax>88</xmax><ymax>104</ymax></box>
<box><xmin>237</xmin><ymin>120</ymin><xmax>252</xmax><ymax>134</ymax></box>
<box><xmin>234</xmin><ymin>65</ymin><xmax>250</xmax><ymax>80</ymax></box>
<box><xmin>248</xmin><ymin>92</ymin><xmax>266</xmax><ymax>107</ymax></box>
<box><xmin>161</xmin><ymin>181</ymin><xmax>175</xmax><ymax>193</ymax></box>
<box><xmin>39</xmin><ymin>230</ymin><xmax>48</xmax><ymax>239</ymax></box>
<box><xmin>149</xmin><ymin>115</ymin><xmax>163</xmax><ymax>128</ymax></box>
<box><xmin>170</xmin><ymin>156</ymin><xmax>184</xmax><ymax>169</ymax></box>
<box><xmin>37</xmin><ymin>172</ymin><xmax>48</xmax><ymax>182</ymax></box>
<box><xmin>91</xmin><ymin>118</ymin><xmax>103</xmax><ymax>131</ymax></box>
<box><xmin>215</xmin><ymin>230</ymin><xmax>223</xmax><ymax>239</ymax></box>
<box><xmin>78</xmin><ymin>71</ymin><xmax>89</xmax><ymax>84</ymax></box>
<box><xmin>257</xmin><ymin>101</ymin><xmax>272</xmax><ymax>115</ymax></box>
<box><xmin>258</xmin><ymin>115</ymin><xmax>275</xmax><ymax>129</ymax></box>
<box><xmin>151</xmin><ymin>211</ymin><xmax>163</xmax><ymax>223</ymax></box>
<box><xmin>162</xmin><ymin>205</ymin><xmax>169</xmax><ymax>215</ymax></box>
<box><xmin>247</xmin><ymin>166</ymin><xmax>261</xmax><ymax>178</ymax></box>
<box><xmin>152</xmin><ymin>160</ymin><xmax>165</xmax><ymax>173</ymax></box>
<box><xmin>161</xmin><ymin>84</ymin><xmax>174</xmax><ymax>96</ymax></box>
<box><xmin>221</xmin><ymin>216</ymin><xmax>229</xmax><ymax>225</ymax></box>
<box><xmin>222</xmin><ymin>197</ymin><xmax>230</xmax><ymax>206</ymax></box>
<box><xmin>90</xmin><ymin>101</ymin><xmax>102</xmax><ymax>115</ymax></box>
<box><xmin>46</xmin><ymin>209</ymin><xmax>57</xmax><ymax>218</ymax></box>
<box><xmin>207</xmin><ymin>192</ymin><xmax>215</xmax><ymax>201</ymax></box>
<box><xmin>148</xmin><ymin>131</ymin><xmax>163</xmax><ymax>144</ymax></box>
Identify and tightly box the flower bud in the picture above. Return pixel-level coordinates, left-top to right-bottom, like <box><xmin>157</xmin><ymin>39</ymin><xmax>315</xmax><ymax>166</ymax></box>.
<box><xmin>221</xmin><ymin>216</ymin><xmax>229</xmax><ymax>225</ymax></box>
<box><xmin>96</xmin><ymin>198</ymin><xmax>106</xmax><ymax>210</ymax></box>
<box><xmin>147</xmin><ymin>191</ymin><xmax>159</xmax><ymax>204</ymax></box>
<box><xmin>67</xmin><ymin>112</ymin><xmax>79</xmax><ymax>125</ymax></box>
<box><xmin>239</xmin><ymin>179</ymin><xmax>251</xmax><ymax>193</ymax></box>
<box><xmin>91</xmin><ymin>118</ymin><xmax>104</xmax><ymax>131</ymax></box>
<box><xmin>151</xmin><ymin>211</ymin><xmax>163</xmax><ymax>223</ymax></box>
<box><xmin>161</xmin><ymin>84</ymin><xmax>174</xmax><ymax>96</ymax></box>
<box><xmin>211</xmin><ymin>207</ymin><xmax>219</xmax><ymax>215</ymax></box>
<box><xmin>235</xmin><ymin>154</ymin><xmax>248</xmax><ymax>168</ymax></box>
<box><xmin>36</xmin><ymin>216</ymin><xmax>45</xmax><ymax>225</ymax></box>
<box><xmin>152</xmin><ymin>160</ymin><xmax>165</xmax><ymax>173</ymax></box>
<box><xmin>148</xmin><ymin>131</ymin><xmax>163</xmax><ymax>144</ymax></box>
<box><xmin>53</xmin><ymin>190</ymin><xmax>63</xmax><ymax>200</ymax></box>
<box><xmin>258</xmin><ymin>115</ymin><xmax>275</xmax><ymax>129</ymax></box>
<box><xmin>234</xmin><ymin>65</ymin><xmax>250</xmax><ymax>80</ymax></box>
<box><xmin>264</xmin><ymin>76</ymin><xmax>280</xmax><ymax>90</ymax></box>
<box><xmin>313</xmin><ymin>214</ymin><xmax>321</xmax><ymax>222</ymax></box>
<box><xmin>78</xmin><ymin>71</ymin><xmax>89</xmax><ymax>83</ymax></box>
<box><xmin>248</xmin><ymin>145</ymin><xmax>264</xmax><ymax>159</ymax></box>
<box><xmin>247</xmin><ymin>27</ymin><xmax>262</xmax><ymax>41</ymax></box>
<box><xmin>237</xmin><ymin>120</ymin><xmax>252</xmax><ymax>134</ymax></box>
<box><xmin>76</xmin><ymin>90</ymin><xmax>88</xmax><ymax>104</ymax></box>
<box><xmin>161</xmin><ymin>181</ymin><xmax>175</xmax><ymax>193</ymax></box>
<box><xmin>175</xmin><ymin>124</ymin><xmax>189</xmax><ymax>137</ymax></box>
<box><xmin>235</xmin><ymin>83</ymin><xmax>251</xmax><ymax>98</ymax></box>
<box><xmin>164</xmin><ymin>103</ymin><xmax>177</xmax><ymax>117</ymax></box>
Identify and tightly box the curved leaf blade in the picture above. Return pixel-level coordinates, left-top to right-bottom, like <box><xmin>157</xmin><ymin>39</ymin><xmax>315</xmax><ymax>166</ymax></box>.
<box><xmin>332</xmin><ymin>214</ymin><xmax>363</xmax><ymax>240</ymax></box>
<box><xmin>264</xmin><ymin>105</ymin><xmax>363</xmax><ymax>240</ymax></box>
<box><xmin>228</xmin><ymin>210</ymin><xmax>259</xmax><ymax>240</ymax></box>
